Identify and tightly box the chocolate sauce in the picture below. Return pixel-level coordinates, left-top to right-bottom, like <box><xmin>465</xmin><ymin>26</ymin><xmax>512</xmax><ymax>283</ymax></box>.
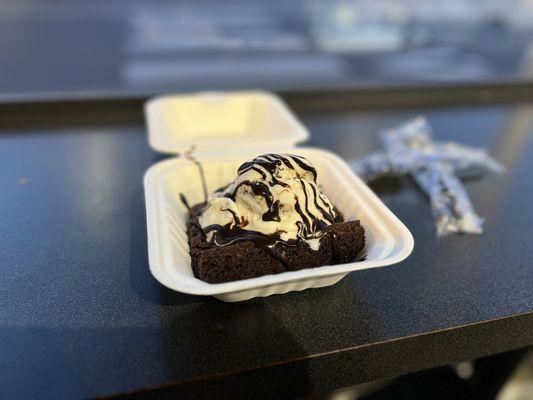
<box><xmin>202</xmin><ymin>223</ymin><xmax>297</xmax><ymax>268</ymax></box>
<box><xmin>237</xmin><ymin>153</ymin><xmax>317</xmax><ymax>182</ymax></box>
<box><xmin>214</xmin><ymin>183</ymin><xmax>230</xmax><ymax>193</ymax></box>
<box><xmin>203</xmin><ymin>153</ymin><xmax>336</xmax><ymax>252</ymax></box>
<box><xmin>225</xmin><ymin>180</ymin><xmax>274</xmax><ymax>208</ymax></box>
<box><xmin>293</xmin><ymin>195</ymin><xmax>312</xmax><ymax>233</ymax></box>
<box><xmin>262</xmin><ymin>200</ymin><xmax>281</xmax><ymax>222</ymax></box>
<box><xmin>203</xmin><ymin>224</ymin><xmax>282</xmax><ymax>246</ymax></box>
<box><xmin>204</xmin><ymin>221</ymin><xmax>365</xmax><ymax>267</ymax></box>
<box><xmin>309</xmin><ymin>183</ymin><xmax>336</xmax><ymax>224</ymax></box>
<box><xmin>248</xmin><ymin>166</ymin><xmax>268</xmax><ymax>180</ymax></box>
<box><xmin>221</xmin><ymin>207</ymin><xmax>240</xmax><ymax>226</ymax></box>
<box><xmin>179</xmin><ymin>193</ymin><xmax>191</xmax><ymax>211</ymax></box>
<box><xmin>288</xmin><ymin>153</ymin><xmax>318</xmax><ymax>181</ymax></box>
<box><xmin>183</xmin><ymin>147</ymin><xmax>208</xmax><ymax>202</ymax></box>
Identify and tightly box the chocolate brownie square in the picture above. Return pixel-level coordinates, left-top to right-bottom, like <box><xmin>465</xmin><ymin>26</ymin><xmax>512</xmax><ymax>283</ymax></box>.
<box><xmin>187</xmin><ymin>203</ymin><xmax>365</xmax><ymax>284</ymax></box>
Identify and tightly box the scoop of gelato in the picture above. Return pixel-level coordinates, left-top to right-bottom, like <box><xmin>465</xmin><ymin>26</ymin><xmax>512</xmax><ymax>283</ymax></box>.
<box><xmin>198</xmin><ymin>154</ymin><xmax>338</xmax><ymax>250</ymax></box>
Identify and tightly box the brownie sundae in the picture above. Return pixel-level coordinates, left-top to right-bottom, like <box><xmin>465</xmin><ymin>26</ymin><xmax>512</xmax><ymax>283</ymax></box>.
<box><xmin>187</xmin><ymin>154</ymin><xmax>365</xmax><ymax>283</ymax></box>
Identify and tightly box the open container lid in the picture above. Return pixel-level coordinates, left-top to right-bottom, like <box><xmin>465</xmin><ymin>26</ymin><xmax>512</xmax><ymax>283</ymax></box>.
<box><xmin>145</xmin><ymin>91</ymin><xmax>309</xmax><ymax>155</ymax></box>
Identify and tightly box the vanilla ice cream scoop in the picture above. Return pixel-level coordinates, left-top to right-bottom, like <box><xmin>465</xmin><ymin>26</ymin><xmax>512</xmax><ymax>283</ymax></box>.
<box><xmin>198</xmin><ymin>154</ymin><xmax>338</xmax><ymax>250</ymax></box>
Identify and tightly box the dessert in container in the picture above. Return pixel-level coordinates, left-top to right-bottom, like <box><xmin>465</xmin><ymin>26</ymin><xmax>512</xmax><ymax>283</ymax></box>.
<box><xmin>144</xmin><ymin>91</ymin><xmax>414</xmax><ymax>302</ymax></box>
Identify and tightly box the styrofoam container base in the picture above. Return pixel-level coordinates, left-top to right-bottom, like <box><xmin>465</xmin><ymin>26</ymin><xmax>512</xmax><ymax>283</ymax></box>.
<box><xmin>144</xmin><ymin>148</ymin><xmax>413</xmax><ymax>302</ymax></box>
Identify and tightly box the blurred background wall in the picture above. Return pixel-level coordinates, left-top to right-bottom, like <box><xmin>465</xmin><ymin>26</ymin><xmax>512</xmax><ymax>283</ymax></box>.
<box><xmin>2</xmin><ymin>0</ymin><xmax>533</xmax><ymax>97</ymax></box>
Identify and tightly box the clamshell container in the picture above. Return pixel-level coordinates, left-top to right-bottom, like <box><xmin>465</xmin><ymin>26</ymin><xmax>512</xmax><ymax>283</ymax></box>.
<box><xmin>144</xmin><ymin>91</ymin><xmax>413</xmax><ymax>301</ymax></box>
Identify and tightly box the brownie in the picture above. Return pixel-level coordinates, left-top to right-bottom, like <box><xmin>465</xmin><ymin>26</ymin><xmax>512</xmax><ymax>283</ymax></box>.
<box><xmin>187</xmin><ymin>203</ymin><xmax>365</xmax><ymax>284</ymax></box>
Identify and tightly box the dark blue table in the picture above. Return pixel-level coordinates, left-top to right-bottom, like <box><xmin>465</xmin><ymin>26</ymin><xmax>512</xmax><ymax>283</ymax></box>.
<box><xmin>0</xmin><ymin>94</ymin><xmax>532</xmax><ymax>399</ymax></box>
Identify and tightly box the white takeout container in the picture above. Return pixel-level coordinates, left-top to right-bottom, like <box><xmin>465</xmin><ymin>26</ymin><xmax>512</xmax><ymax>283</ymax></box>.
<box><xmin>144</xmin><ymin>91</ymin><xmax>414</xmax><ymax>302</ymax></box>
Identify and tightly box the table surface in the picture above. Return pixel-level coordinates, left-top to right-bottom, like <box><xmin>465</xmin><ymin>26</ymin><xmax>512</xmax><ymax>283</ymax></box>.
<box><xmin>1</xmin><ymin>100</ymin><xmax>533</xmax><ymax>399</ymax></box>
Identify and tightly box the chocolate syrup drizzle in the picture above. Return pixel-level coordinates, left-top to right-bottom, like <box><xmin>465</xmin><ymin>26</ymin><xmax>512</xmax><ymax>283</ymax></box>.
<box><xmin>179</xmin><ymin>193</ymin><xmax>191</xmax><ymax>211</ymax></box>
<box><xmin>203</xmin><ymin>154</ymin><xmax>337</xmax><ymax>252</ymax></box>
<box><xmin>202</xmin><ymin>223</ymin><xmax>296</xmax><ymax>267</ymax></box>
<box><xmin>183</xmin><ymin>146</ymin><xmax>208</xmax><ymax>203</ymax></box>
<box><xmin>179</xmin><ymin>146</ymin><xmax>206</xmax><ymax>215</ymax></box>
